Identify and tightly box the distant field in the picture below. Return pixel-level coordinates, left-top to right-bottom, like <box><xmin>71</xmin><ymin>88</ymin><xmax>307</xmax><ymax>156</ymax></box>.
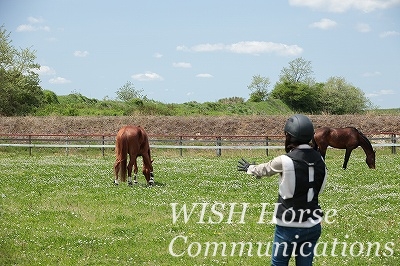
<box><xmin>0</xmin><ymin>148</ymin><xmax>399</xmax><ymax>265</ymax></box>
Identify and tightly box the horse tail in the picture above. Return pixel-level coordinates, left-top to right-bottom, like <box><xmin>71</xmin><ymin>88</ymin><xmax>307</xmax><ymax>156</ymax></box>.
<box><xmin>116</xmin><ymin>132</ymin><xmax>128</xmax><ymax>182</ymax></box>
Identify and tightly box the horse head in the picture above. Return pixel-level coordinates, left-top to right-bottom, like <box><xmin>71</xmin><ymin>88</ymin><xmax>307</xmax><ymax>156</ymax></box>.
<box><xmin>366</xmin><ymin>150</ymin><xmax>376</xmax><ymax>169</ymax></box>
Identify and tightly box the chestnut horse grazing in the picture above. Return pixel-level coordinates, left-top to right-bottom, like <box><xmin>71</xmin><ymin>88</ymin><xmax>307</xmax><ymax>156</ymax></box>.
<box><xmin>114</xmin><ymin>125</ymin><xmax>154</xmax><ymax>186</ymax></box>
<box><xmin>312</xmin><ymin>127</ymin><xmax>375</xmax><ymax>169</ymax></box>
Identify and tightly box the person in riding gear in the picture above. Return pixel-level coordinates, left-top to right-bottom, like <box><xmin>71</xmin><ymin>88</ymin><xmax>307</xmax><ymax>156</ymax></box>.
<box><xmin>238</xmin><ymin>114</ymin><xmax>327</xmax><ymax>266</ymax></box>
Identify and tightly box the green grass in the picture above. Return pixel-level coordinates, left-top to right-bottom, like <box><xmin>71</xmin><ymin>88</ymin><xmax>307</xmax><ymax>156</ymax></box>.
<box><xmin>0</xmin><ymin>148</ymin><xmax>399</xmax><ymax>265</ymax></box>
<box><xmin>35</xmin><ymin>93</ymin><xmax>293</xmax><ymax>116</ymax></box>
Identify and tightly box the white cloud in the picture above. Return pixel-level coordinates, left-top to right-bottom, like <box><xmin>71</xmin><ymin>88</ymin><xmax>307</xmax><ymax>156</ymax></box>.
<box><xmin>15</xmin><ymin>24</ymin><xmax>49</xmax><ymax>32</ymax></box>
<box><xmin>27</xmin><ymin>16</ymin><xmax>44</xmax><ymax>24</ymax></box>
<box><xmin>196</xmin><ymin>73</ymin><xmax>213</xmax><ymax>78</ymax></box>
<box><xmin>16</xmin><ymin>24</ymin><xmax>36</xmax><ymax>32</ymax></box>
<box><xmin>309</xmin><ymin>18</ymin><xmax>337</xmax><ymax>29</ymax></box>
<box><xmin>367</xmin><ymin>89</ymin><xmax>396</xmax><ymax>97</ymax></box>
<box><xmin>33</xmin><ymin>65</ymin><xmax>56</xmax><ymax>75</ymax></box>
<box><xmin>131</xmin><ymin>72</ymin><xmax>164</xmax><ymax>81</ymax></box>
<box><xmin>176</xmin><ymin>45</ymin><xmax>189</xmax><ymax>52</ymax></box>
<box><xmin>289</xmin><ymin>0</ymin><xmax>400</xmax><ymax>13</ymax></box>
<box><xmin>228</xmin><ymin>42</ymin><xmax>302</xmax><ymax>56</ymax></box>
<box><xmin>40</xmin><ymin>26</ymin><xmax>50</xmax><ymax>31</ymax></box>
<box><xmin>153</xmin><ymin>53</ymin><xmax>163</xmax><ymax>58</ymax></box>
<box><xmin>355</xmin><ymin>23</ymin><xmax>371</xmax><ymax>33</ymax></box>
<box><xmin>379</xmin><ymin>31</ymin><xmax>400</xmax><ymax>38</ymax></box>
<box><xmin>177</xmin><ymin>41</ymin><xmax>303</xmax><ymax>56</ymax></box>
<box><xmin>49</xmin><ymin>77</ymin><xmax>71</xmax><ymax>84</ymax></box>
<box><xmin>362</xmin><ymin>71</ymin><xmax>381</xmax><ymax>77</ymax></box>
<box><xmin>73</xmin><ymin>50</ymin><xmax>89</xmax><ymax>57</ymax></box>
<box><xmin>16</xmin><ymin>17</ymin><xmax>50</xmax><ymax>32</ymax></box>
<box><xmin>191</xmin><ymin>43</ymin><xmax>226</xmax><ymax>52</ymax></box>
<box><xmin>173</xmin><ymin>62</ymin><xmax>192</xmax><ymax>68</ymax></box>
<box><xmin>379</xmin><ymin>89</ymin><xmax>396</xmax><ymax>95</ymax></box>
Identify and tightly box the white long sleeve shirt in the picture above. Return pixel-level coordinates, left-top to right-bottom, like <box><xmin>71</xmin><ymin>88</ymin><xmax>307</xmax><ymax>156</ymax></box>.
<box><xmin>246</xmin><ymin>144</ymin><xmax>328</xmax><ymax>227</ymax></box>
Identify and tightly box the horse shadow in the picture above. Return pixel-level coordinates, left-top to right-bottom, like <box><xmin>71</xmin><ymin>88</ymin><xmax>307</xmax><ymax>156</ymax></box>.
<box><xmin>147</xmin><ymin>181</ymin><xmax>166</xmax><ymax>187</ymax></box>
<box><xmin>111</xmin><ymin>180</ymin><xmax>166</xmax><ymax>187</ymax></box>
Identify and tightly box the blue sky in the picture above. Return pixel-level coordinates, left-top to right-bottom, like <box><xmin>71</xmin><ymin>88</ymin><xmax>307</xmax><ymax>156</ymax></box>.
<box><xmin>1</xmin><ymin>0</ymin><xmax>399</xmax><ymax>108</ymax></box>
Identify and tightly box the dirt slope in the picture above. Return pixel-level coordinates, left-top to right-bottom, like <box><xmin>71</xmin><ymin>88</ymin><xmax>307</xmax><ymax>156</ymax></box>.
<box><xmin>1</xmin><ymin>115</ymin><xmax>399</xmax><ymax>136</ymax></box>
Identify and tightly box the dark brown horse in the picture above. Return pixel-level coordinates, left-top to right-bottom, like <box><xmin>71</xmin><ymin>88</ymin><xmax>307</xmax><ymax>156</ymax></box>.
<box><xmin>114</xmin><ymin>125</ymin><xmax>154</xmax><ymax>185</ymax></box>
<box><xmin>312</xmin><ymin>127</ymin><xmax>375</xmax><ymax>169</ymax></box>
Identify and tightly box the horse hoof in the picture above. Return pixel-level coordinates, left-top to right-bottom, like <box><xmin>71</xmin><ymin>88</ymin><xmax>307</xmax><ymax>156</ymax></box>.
<box><xmin>128</xmin><ymin>181</ymin><xmax>133</xmax><ymax>186</ymax></box>
<box><xmin>113</xmin><ymin>181</ymin><xmax>119</xmax><ymax>185</ymax></box>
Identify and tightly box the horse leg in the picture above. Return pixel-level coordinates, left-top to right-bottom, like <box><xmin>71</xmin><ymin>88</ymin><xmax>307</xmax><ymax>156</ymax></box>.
<box><xmin>133</xmin><ymin>157</ymin><xmax>138</xmax><ymax>184</ymax></box>
<box><xmin>318</xmin><ymin>145</ymin><xmax>327</xmax><ymax>160</ymax></box>
<box><xmin>148</xmin><ymin>163</ymin><xmax>154</xmax><ymax>186</ymax></box>
<box><xmin>145</xmin><ymin>165</ymin><xmax>154</xmax><ymax>186</ymax></box>
<box><xmin>320</xmin><ymin>149</ymin><xmax>326</xmax><ymax>159</ymax></box>
<box><xmin>150</xmin><ymin>171</ymin><xmax>154</xmax><ymax>183</ymax></box>
<box><xmin>343</xmin><ymin>148</ymin><xmax>353</xmax><ymax>169</ymax></box>
<box><xmin>113</xmin><ymin>160</ymin><xmax>120</xmax><ymax>185</ymax></box>
<box><xmin>127</xmin><ymin>156</ymin><xmax>135</xmax><ymax>186</ymax></box>
<box><xmin>142</xmin><ymin>155</ymin><xmax>154</xmax><ymax>186</ymax></box>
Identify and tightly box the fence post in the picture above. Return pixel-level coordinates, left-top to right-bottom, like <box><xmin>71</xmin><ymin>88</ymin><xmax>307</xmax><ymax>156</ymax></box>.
<box><xmin>179</xmin><ymin>136</ymin><xmax>183</xmax><ymax>157</ymax></box>
<box><xmin>65</xmin><ymin>136</ymin><xmax>69</xmax><ymax>156</ymax></box>
<box><xmin>102</xmin><ymin>135</ymin><xmax>105</xmax><ymax>157</ymax></box>
<box><xmin>265</xmin><ymin>136</ymin><xmax>269</xmax><ymax>156</ymax></box>
<box><xmin>29</xmin><ymin>135</ymin><xmax>32</xmax><ymax>156</ymax></box>
<box><xmin>216</xmin><ymin>136</ymin><xmax>222</xmax><ymax>156</ymax></box>
<box><xmin>391</xmin><ymin>133</ymin><xmax>396</xmax><ymax>154</ymax></box>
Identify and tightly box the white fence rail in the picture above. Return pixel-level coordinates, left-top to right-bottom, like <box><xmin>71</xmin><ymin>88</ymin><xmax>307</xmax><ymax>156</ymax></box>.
<box><xmin>0</xmin><ymin>133</ymin><xmax>398</xmax><ymax>156</ymax></box>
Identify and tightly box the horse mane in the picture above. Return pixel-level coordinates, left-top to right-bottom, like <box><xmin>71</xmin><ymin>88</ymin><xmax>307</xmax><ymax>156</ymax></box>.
<box><xmin>353</xmin><ymin>127</ymin><xmax>373</xmax><ymax>149</ymax></box>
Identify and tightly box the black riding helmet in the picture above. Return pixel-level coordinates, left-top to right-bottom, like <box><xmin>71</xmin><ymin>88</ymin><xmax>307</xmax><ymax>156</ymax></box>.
<box><xmin>284</xmin><ymin>114</ymin><xmax>314</xmax><ymax>143</ymax></box>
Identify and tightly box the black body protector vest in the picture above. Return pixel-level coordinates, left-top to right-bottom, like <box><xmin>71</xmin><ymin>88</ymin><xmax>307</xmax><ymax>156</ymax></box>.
<box><xmin>276</xmin><ymin>148</ymin><xmax>326</xmax><ymax>223</ymax></box>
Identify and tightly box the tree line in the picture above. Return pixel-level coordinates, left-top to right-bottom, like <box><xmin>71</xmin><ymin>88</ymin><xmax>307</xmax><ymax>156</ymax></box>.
<box><xmin>247</xmin><ymin>57</ymin><xmax>372</xmax><ymax>114</ymax></box>
<box><xmin>1</xmin><ymin>25</ymin><xmax>372</xmax><ymax>116</ymax></box>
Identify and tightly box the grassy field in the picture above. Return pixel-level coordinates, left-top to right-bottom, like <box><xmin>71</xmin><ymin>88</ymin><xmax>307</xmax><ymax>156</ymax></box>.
<box><xmin>0</xmin><ymin>147</ymin><xmax>399</xmax><ymax>265</ymax></box>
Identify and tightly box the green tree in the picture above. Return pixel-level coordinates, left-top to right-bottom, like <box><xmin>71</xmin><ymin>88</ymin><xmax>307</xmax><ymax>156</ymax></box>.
<box><xmin>218</xmin><ymin>97</ymin><xmax>245</xmax><ymax>104</ymax></box>
<box><xmin>279</xmin><ymin>57</ymin><xmax>315</xmax><ymax>85</ymax></box>
<box><xmin>247</xmin><ymin>75</ymin><xmax>270</xmax><ymax>102</ymax></box>
<box><xmin>116</xmin><ymin>81</ymin><xmax>145</xmax><ymax>102</ymax></box>
<box><xmin>321</xmin><ymin>77</ymin><xmax>371</xmax><ymax>114</ymax></box>
<box><xmin>43</xmin><ymin>90</ymin><xmax>59</xmax><ymax>104</ymax></box>
<box><xmin>271</xmin><ymin>58</ymin><xmax>322</xmax><ymax>112</ymax></box>
<box><xmin>0</xmin><ymin>25</ymin><xmax>43</xmax><ymax>116</ymax></box>
<box><xmin>271</xmin><ymin>82</ymin><xmax>322</xmax><ymax>113</ymax></box>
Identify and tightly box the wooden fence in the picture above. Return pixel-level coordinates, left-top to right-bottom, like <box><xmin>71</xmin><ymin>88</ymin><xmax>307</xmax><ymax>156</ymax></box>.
<box><xmin>0</xmin><ymin>132</ymin><xmax>398</xmax><ymax>156</ymax></box>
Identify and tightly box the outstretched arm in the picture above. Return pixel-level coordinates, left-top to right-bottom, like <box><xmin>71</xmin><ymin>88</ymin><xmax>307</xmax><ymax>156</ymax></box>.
<box><xmin>238</xmin><ymin>156</ymin><xmax>283</xmax><ymax>178</ymax></box>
